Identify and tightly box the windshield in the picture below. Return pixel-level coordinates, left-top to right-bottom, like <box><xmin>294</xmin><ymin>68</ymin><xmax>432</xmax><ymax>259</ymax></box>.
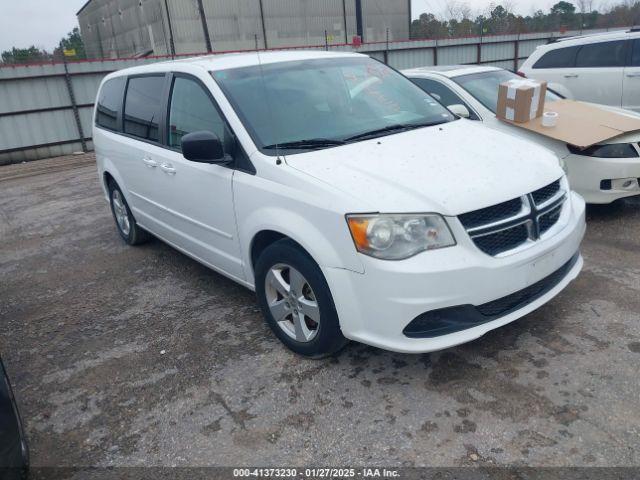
<box><xmin>453</xmin><ymin>70</ymin><xmax>563</xmax><ymax>114</ymax></box>
<box><xmin>212</xmin><ymin>57</ymin><xmax>454</xmax><ymax>154</ymax></box>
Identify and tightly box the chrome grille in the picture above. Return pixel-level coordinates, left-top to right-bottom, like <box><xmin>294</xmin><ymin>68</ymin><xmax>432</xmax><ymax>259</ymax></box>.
<box><xmin>539</xmin><ymin>203</ymin><xmax>563</xmax><ymax>235</ymax></box>
<box><xmin>531</xmin><ymin>179</ymin><xmax>561</xmax><ymax>206</ymax></box>
<box><xmin>459</xmin><ymin>179</ymin><xmax>566</xmax><ymax>256</ymax></box>
<box><xmin>458</xmin><ymin>197</ymin><xmax>523</xmax><ymax>229</ymax></box>
<box><xmin>473</xmin><ymin>223</ymin><xmax>530</xmax><ymax>256</ymax></box>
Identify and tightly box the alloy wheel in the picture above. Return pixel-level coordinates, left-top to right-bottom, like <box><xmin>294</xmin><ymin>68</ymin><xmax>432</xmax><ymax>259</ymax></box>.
<box><xmin>264</xmin><ymin>263</ymin><xmax>320</xmax><ymax>342</ymax></box>
<box><xmin>112</xmin><ymin>189</ymin><xmax>130</xmax><ymax>236</ymax></box>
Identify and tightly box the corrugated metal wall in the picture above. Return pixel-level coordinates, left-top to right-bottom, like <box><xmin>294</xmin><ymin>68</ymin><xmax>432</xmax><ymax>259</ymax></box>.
<box><xmin>0</xmin><ymin>27</ymin><xmax>622</xmax><ymax>165</ymax></box>
<box><xmin>78</xmin><ymin>0</ymin><xmax>411</xmax><ymax>57</ymax></box>
<box><xmin>79</xmin><ymin>0</ymin><xmax>171</xmax><ymax>58</ymax></box>
<box><xmin>204</xmin><ymin>0</ymin><xmax>265</xmax><ymax>51</ymax></box>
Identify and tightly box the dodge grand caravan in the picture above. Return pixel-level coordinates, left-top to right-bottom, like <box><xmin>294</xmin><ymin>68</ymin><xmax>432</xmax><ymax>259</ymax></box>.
<box><xmin>94</xmin><ymin>51</ymin><xmax>586</xmax><ymax>357</ymax></box>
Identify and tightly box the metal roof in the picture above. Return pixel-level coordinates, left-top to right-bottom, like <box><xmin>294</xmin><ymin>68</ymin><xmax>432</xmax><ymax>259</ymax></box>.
<box><xmin>76</xmin><ymin>0</ymin><xmax>94</xmax><ymax>16</ymax></box>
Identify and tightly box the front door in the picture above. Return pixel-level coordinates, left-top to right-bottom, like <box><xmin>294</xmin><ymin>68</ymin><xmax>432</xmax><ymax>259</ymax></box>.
<box><xmin>149</xmin><ymin>74</ymin><xmax>244</xmax><ymax>281</ymax></box>
<box><xmin>623</xmin><ymin>39</ymin><xmax>640</xmax><ymax>112</ymax></box>
<box><xmin>570</xmin><ymin>39</ymin><xmax>627</xmax><ymax>107</ymax></box>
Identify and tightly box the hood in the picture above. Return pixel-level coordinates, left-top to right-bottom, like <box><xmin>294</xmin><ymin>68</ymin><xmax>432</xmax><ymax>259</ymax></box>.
<box><xmin>285</xmin><ymin>120</ymin><xmax>563</xmax><ymax>216</ymax></box>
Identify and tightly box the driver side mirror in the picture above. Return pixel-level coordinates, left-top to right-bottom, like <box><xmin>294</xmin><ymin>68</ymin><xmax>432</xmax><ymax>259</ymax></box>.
<box><xmin>181</xmin><ymin>131</ymin><xmax>226</xmax><ymax>163</ymax></box>
<box><xmin>448</xmin><ymin>104</ymin><xmax>470</xmax><ymax>118</ymax></box>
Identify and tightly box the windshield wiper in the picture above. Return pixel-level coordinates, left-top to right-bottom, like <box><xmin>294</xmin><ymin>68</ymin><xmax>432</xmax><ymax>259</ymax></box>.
<box><xmin>263</xmin><ymin>138</ymin><xmax>346</xmax><ymax>150</ymax></box>
<box><xmin>343</xmin><ymin>121</ymin><xmax>444</xmax><ymax>142</ymax></box>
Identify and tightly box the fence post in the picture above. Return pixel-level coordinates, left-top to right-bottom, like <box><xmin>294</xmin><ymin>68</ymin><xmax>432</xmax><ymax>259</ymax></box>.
<box><xmin>514</xmin><ymin>32</ymin><xmax>520</xmax><ymax>71</ymax></box>
<box><xmin>61</xmin><ymin>54</ymin><xmax>87</xmax><ymax>153</ymax></box>
<box><xmin>385</xmin><ymin>27</ymin><xmax>390</xmax><ymax>64</ymax></box>
<box><xmin>478</xmin><ymin>19</ymin><xmax>483</xmax><ymax>64</ymax></box>
<box><xmin>325</xmin><ymin>30</ymin><xmax>329</xmax><ymax>51</ymax></box>
<box><xmin>433</xmin><ymin>38</ymin><xmax>438</xmax><ymax>66</ymax></box>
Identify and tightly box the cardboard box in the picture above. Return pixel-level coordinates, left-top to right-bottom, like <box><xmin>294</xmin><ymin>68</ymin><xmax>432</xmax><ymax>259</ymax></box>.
<box><xmin>497</xmin><ymin>79</ymin><xmax>547</xmax><ymax>123</ymax></box>
<box><xmin>501</xmin><ymin>99</ymin><xmax>640</xmax><ymax>148</ymax></box>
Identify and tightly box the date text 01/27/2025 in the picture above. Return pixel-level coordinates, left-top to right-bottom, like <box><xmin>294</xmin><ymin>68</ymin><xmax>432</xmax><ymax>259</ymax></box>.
<box><xmin>232</xmin><ymin>468</ymin><xmax>400</xmax><ymax>478</ymax></box>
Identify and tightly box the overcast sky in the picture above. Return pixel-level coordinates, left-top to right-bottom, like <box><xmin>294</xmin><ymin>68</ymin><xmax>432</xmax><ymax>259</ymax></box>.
<box><xmin>0</xmin><ymin>0</ymin><xmax>561</xmax><ymax>53</ymax></box>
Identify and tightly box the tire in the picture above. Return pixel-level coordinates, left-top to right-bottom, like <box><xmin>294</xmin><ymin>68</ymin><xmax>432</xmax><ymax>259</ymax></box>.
<box><xmin>255</xmin><ymin>239</ymin><xmax>348</xmax><ymax>358</ymax></box>
<box><xmin>107</xmin><ymin>180</ymin><xmax>151</xmax><ymax>246</ymax></box>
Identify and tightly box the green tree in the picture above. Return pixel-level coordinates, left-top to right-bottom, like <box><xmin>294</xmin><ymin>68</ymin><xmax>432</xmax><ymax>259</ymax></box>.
<box><xmin>550</xmin><ymin>1</ymin><xmax>578</xmax><ymax>28</ymax></box>
<box><xmin>410</xmin><ymin>13</ymin><xmax>448</xmax><ymax>39</ymax></box>
<box><xmin>55</xmin><ymin>27</ymin><xmax>86</xmax><ymax>60</ymax></box>
<box><xmin>1</xmin><ymin>46</ymin><xmax>50</xmax><ymax>64</ymax></box>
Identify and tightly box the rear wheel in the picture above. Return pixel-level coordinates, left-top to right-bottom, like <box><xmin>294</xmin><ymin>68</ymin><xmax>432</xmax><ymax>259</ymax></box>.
<box><xmin>255</xmin><ymin>239</ymin><xmax>348</xmax><ymax>358</ymax></box>
<box><xmin>108</xmin><ymin>181</ymin><xmax>150</xmax><ymax>245</ymax></box>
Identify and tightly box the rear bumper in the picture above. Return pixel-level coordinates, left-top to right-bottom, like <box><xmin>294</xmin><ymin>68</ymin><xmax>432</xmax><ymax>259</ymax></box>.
<box><xmin>324</xmin><ymin>191</ymin><xmax>586</xmax><ymax>353</ymax></box>
<box><xmin>565</xmin><ymin>153</ymin><xmax>640</xmax><ymax>203</ymax></box>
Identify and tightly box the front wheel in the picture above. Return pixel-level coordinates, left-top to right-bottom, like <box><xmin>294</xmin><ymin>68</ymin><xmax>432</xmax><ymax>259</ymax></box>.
<box><xmin>255</xmin><ymin>239</ymin><xmax>348</xmax><ymax>358</ymax></box>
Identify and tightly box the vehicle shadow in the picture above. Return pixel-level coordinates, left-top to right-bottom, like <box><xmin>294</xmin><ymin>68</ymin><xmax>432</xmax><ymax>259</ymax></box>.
<box><xmin>585</xmin><ymin>195</ymin><xmax>640</xmax><ymax>222</ymax></box>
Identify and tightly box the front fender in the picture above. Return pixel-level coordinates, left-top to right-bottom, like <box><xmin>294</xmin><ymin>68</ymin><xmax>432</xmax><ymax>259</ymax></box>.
<box><xmin>239</xmin><ymin>206</ymin><xmax>366</xmax><ymax>286</ymax></box>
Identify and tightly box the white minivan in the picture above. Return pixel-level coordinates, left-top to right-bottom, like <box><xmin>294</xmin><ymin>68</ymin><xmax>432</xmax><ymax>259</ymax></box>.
<box><xmin>519</xmin><ymin>29</ymin><xmax>640</xmax><ymax>112</ymax></box>
<box><xmin>94</xmin><ymin>51</ymin><xmax>586</xmax><ymax>357</ymax></box>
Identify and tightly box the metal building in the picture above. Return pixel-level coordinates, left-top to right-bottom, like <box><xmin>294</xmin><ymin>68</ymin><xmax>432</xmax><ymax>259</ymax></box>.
<box><xmin>77</xmin><ymin>0</ymin><xmax>411</xmax><ymax>59</ymax></box>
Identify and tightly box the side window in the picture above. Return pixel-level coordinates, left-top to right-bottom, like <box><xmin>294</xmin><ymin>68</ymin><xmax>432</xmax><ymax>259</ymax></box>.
<box><xmin>575</xmin><ymin>40</ymin><xmax>627</xmax><ymax>68</ymax></box>
<box><xmin>123</xmin><ymin>75</ymin><xmax>165</xmax><ymax>142</ymax></box>
<box><xmin>96</xmin><ymin>77</ymin><xmax>125</xmax><ymax>131</ymax></box>
<box><xmin>532</xmin><ymin>46</ymin><xmax>578</xmax><ymax>69</ymax></box>
<box><xmin>168</xmin><ymin>76</ymin><xmax>231</xmax><ymax>153</ymax></box>
<box><xmin>410</xmin><ymin>78</ymin><xmax>478</xmax><ymax>120</ymax></box>
<box><xmin>630</xmin><ymin>39</ymin><xmax>640</xmax><ymax>67</ymax></box>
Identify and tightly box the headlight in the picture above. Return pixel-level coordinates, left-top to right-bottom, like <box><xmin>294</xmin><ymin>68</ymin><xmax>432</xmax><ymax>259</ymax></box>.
<box><xmin>558</xmin><ymin>157</ymin><xmax>568</xmax><ymax>174</ymax></box>
<box><xmin>346</xmin><ymin>214</ymin><xmax>456</xmax><ymax>260</ymax></box>
<box><xmin>568</xmin><ymin>143</ymin><xmax>639</xmax><ymax>158</ymax></box>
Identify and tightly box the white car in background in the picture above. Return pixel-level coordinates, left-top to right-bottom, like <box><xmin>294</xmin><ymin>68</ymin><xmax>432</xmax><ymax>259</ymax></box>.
<box><xmin>518</xmin><ymin>29</ymin><xmax>640</xmax><ymax>112</ymax></box>
<box><xmin>404</xmin><ymin>65</ymin><xmax>640</xmax><ymax>204</ymax></box>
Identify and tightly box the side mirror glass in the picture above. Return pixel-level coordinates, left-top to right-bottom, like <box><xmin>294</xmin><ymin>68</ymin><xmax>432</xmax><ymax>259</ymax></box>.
<box><xmin>448</xmin><ymin>104</ymin><xmax>470</xmax><ymax>118</ymax></box>
<box><xmin>181</xmin><ymin>131</ymin><xmax>225</xmax><ymax>163</ymax></box>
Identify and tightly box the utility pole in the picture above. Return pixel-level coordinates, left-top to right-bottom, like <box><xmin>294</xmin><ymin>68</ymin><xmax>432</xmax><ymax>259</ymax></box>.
<box><xmin>355</xmin><ymin>0</ymin><xmax>364</xmax><ymax>42</ymax></box>
<box><xmin>196</xmin><ymin>0</ymin><xmax>213</xmax><ymax>52</ymax></box>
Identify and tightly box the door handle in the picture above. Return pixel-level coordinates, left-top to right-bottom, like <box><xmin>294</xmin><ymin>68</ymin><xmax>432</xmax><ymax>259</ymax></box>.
<box><xmin>143</xmin><ymin>157</ymin><xmax>158</xmax><ymax>168</ymax></box>
<box><xmin>626</xmin><ymin>72</ymin><xmax>640</xmax><ymax>78</ymax></box>
<box><xmin>563</xmin><ymin>73</ymin><xmax>578</xmax><ymax>78</ymax></box>
<box><xmin>160</xmin><ymin>163</ymin><xmax>176</xmax><ymax>175</ymax></box>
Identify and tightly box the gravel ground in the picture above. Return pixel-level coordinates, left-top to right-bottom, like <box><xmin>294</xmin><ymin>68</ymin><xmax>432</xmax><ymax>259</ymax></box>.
<box><xmin>0</xmin><ymin>154</ymin><xmax>639</xmax><ymax>468</ymax></box>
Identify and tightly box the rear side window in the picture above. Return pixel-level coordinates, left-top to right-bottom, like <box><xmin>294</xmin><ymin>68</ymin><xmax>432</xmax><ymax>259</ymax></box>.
<box><xmin>123</xmin><ymin>75</ymin><xmax>165</xmax><ymax>142</ymax></box>
<box><xmin>533</xmin><ymin>46</ymin><xmax>578</xmax><ymax>69</ymax></box>
<box><xmin>96</xmin><ymin>77</ymin><xmax>125</xmax><ymax>131</ymax></box>
<box><xmin>575</xmin><ymin>40</ymin><xmax>627</xmax><ymax>68</ymax></box>
<box><xmin>410</xmin><ymin>78</ymin><xmax>479</xmax><ymax>120</ymax></box>
<box><xmin>630</xmin><ymin>39</ymin><xmax>640</xmax><ymax>66</ymax></box>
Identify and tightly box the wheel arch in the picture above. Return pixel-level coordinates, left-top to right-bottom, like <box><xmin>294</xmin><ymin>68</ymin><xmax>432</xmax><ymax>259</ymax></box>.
<box><xmin>243</xmin><ymin>211</ymin><xmax>365</xmax><ymax>285</ymax></box>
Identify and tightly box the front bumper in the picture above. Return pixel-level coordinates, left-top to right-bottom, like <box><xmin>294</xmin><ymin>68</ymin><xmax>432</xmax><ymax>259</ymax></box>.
<box><xmin>324</xmin><ymin>191</ymin><xmax>586</xmax><ymax>353</ymax></box>
<box><xmin>565</xmin><ymin>153</ymin><xmax>640</xmax><ymax>204</ymax></box>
